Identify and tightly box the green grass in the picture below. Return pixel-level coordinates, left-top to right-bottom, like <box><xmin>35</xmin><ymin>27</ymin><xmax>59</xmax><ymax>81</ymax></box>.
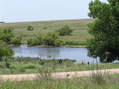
<box><xmin>0</xmin><ymin>58</ymin><xmax>119</xmax><ymax>89</ymax></box>
<box><xmin>0</xmin><ymin>58</ymin><xmax>119</xmax><ymax>74</ymax></box>
<box><xmin>0</xmin><ymin>19</ymin><xmax>93</xmax><ymax>45</ymax></box>
<box><xmin>0</xmin><ymin>74</ymin><xmax>119</xmax><ymax>89</ymax></box>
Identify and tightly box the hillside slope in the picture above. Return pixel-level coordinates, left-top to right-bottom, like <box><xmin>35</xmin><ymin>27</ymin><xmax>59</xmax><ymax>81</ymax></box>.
<box><xmin>0</xmin><ymin>19</ymin><xmax>93</xmax><ymax>45</ymax></box>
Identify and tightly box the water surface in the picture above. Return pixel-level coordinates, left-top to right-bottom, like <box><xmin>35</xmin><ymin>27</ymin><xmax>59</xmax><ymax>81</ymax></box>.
<box><xmin>12</xmin><ymin>45</ymin><xmax>100</xmax><ymax>64</ymax></box>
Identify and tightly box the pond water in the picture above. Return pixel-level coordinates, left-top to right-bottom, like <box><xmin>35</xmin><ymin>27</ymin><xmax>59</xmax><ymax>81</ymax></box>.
<box><xmin>12</xmin><ymin>45</ymin><xmax>100</xmax><ymax>64</ymax></box>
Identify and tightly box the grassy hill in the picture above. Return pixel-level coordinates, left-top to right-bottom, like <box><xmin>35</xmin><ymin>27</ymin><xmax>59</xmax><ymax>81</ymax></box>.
<box><xmin>0</xmin><ymin>19</ymin><xmax>93</xmax><ymax>45</ymax></box>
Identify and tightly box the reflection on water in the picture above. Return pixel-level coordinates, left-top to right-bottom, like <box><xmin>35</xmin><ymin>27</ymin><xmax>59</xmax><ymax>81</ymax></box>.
<box><xmin>12</xmin><ymin>45</ymin><xmax>100</xmax><ymax>64</ymax></box>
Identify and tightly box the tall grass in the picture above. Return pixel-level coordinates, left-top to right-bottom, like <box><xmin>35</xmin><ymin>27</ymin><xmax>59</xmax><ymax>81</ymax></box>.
<box><xmin>0</xmin><ymin>74</ymin><xmax>119</xmax><ymax>89</ymax></box>
<box><xmin>90</xmin><ymin>70</ymin><xmax>107</xmax><ymax>85</ymax></box>
<box><xmin>0</xmin><ymin>57</ymin><xmax>119</xmax><ymax>89</ymax></box>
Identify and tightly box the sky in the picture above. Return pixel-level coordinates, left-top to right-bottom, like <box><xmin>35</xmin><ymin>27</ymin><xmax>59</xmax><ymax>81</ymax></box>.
<box><xmin>0</xmin><ymin>0</ymin><xmax>107</xmax><ymax>22</ymax></box>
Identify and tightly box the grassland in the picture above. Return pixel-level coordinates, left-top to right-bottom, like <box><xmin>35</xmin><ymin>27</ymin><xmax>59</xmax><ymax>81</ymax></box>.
<box><xmin>0</xmin><ymin>58</ymin><xmax>119</xmax><ymax>89</ymax></box>
<box><xmin>0</xmin><ymin>58</ymin><xmax>119</xmax><ymax>74</ymax></box>
<box><xmin>1</xmin><ymin>19</ymin><xmax>119</xmax><ymax>89</ymax></box>
<box><xmin>0</xmin><ymin>19</ymin><xmax>93</xmax><ymax>46</ymax></box>
<box><xmin>0</xmin><ymin>73</ymin><xmax>119</xmax><ymax>89</ymax></box>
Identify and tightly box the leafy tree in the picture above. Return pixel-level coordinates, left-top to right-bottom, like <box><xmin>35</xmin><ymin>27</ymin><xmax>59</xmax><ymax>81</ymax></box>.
<box><xmin>87</xmin><ymin>0</ymin><xmax>119</xmax><ymax>62</ymax></box>
<box><xmin>57</xmin><ymin>25</ymin><xmax>73</xmax><ymax>36</ymax></box>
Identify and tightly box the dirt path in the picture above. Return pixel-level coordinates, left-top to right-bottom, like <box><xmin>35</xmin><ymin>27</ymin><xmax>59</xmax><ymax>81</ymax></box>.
<box><xmin>0</xmin><ymin>68</ymin><xmax>119</xmax><ymax>81</ymax></box>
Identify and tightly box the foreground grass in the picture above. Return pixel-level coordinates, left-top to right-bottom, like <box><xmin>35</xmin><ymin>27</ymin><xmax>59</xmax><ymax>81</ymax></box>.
<box><xmin>0</xmin><ymin>19</ymin><xmax>93</xmax><ymax>45</ymax></box>
<box><xmin>0</xmin><ymin>58</ymin><xmax>119</xmax><ymax>89</ymax></box>
<box><xmin>0</xmin><ymin>58</ymin><xmax>119</xmax><ymax>74</ymax></box>
<box><xmin>0</xmin><ymin>74</ymin><xmax>119</xmax><ymax>89</ymax></box>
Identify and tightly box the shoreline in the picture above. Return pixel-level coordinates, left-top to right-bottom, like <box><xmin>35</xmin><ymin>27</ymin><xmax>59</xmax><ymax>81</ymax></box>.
<box><xmin>11</xmin><ymin>44</ymin><xmax>87</xmax><ymax>48</ymax></box>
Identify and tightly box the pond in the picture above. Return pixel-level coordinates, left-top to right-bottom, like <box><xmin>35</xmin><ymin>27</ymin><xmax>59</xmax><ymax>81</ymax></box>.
<box><xmin>12</xmin><ymin>45</ymin><xmax>100</xmax><ymax>64</ymax></box>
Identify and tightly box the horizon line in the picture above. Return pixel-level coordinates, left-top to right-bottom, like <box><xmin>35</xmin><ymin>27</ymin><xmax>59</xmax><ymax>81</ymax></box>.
<box><xmin>2</xmin><ymin>18</ymin><xmax>91</xmax><ymax>24</ymax></box>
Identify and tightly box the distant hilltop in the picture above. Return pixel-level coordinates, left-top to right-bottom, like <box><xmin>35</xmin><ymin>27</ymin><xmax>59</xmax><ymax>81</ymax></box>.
<box><xmin>0</xmin><ymin>21</ymin><xmax>5</xmax><ymax>23</ymax></box>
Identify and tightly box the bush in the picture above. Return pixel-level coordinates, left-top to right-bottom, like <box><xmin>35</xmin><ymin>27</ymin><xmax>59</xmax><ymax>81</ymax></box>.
<box><xmin>0</xmin><ymin>28</ymin><xmax>22</xmax><ymax>45</ymax></box>
<box><xmin>0</xmin><ymin>28</ymin><xmax>14</xmax><ymax>43</ymax></box>
<box><xmin>43</xmin><ymin>32</ymin><xmax>63</xmax><ymax>46</ymax></box>
<box><xmin>57</xmin><ymin>25</ymin><xmax>73</xmax><ymax>36</ymax></box>
<box><xmin>27</xmin><ymin>32</ymin><xmax>63</xmax><ymax>46</ymax></box>
<box><xmin>54</xmin><ymin>39</ymin><xmax>64</xmax><ymax>46</ymax></box>
<box><xmin>64</xmin><ymin>41</ymin><xmax>82</xmax><ymax>45</ymax></box>
<box><xmin>27</xmin><ymin>26</ymin><xmax>34</xmax><ymax>31</ymax></box>
<box><xmin>10</xmin><ymin>36</ymin><xmax>22</xmax><ymax>45</ymax></box>
<box><xmin>27</xmin><ymin>38</ymin><xmax>40</xmax><ymax>46</ymax></box>
<box><xmin>43</xmin><ymin>32</ymin><xmax>59</xmax><ymax>46</ymax></box>
<box><xmin>22</xmin><ymin>63</ymin><xmax>37</xmax><ymax>69</ymax></box>
<box><xmin>0</xmin><ymin>41</ymin><xmax>13</xmax><ymax>61</ymax></box>
<box><xmin>43</xmin><ymin>27</ymin><xmax>47</xmax><ymax>29</ymax></box>
<box><xmin>37</xmin><ymin>35</ymin><xmax>44</xmax><ymax>44</ymax></box>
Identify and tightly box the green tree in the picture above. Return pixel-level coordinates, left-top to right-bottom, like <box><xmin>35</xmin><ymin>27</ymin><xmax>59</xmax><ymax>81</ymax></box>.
<box><xmin>87</xmin><ymin>0</ymin><xmax>119</xmax><ymax>62</ymax></box>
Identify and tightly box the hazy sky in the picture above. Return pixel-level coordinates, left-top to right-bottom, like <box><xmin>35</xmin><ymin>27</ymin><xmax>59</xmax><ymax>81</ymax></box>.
<box><xmin>0</xmin><ymin>0</ymin><xmax>107</xmax><ymax>22</ymax></box>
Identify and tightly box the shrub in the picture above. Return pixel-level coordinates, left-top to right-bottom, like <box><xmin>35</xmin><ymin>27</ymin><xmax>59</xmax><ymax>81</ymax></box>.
<box><xmin>0</xmin><ymin>28</ymin><xmax>14</xmax><ymax>43</ymax></box>
<box><xmin>43</xmin><ymin>32</ymin><xmax>63</xmax><ymax>46</ymax></box>
<box><xmin>27</xmin><ymin>38</ymin><xmax>40</xmax><ymax>46</ymax></box>
<box><xmin>10</xmin><ymin>36</ymin><xmax>22</xmax><ymax>45</ymax></box>
<box><xmin>0</xmin><ymin>41</ymin><xmax>13</xmax><ymax>61</ymax></box>
<box><xmin>54</xmin><ymin>39</ymin><xmax>64</xmax><ymax>46</ymax></box>
<box><xmin>43</xmin><ymin>27</ymin><xmax>47</xmax><ymax>29</ymax></box>
<box><xmin>27</xmin><ymin>26</ymin><xmax>34</xmax><ymax>31</ymax></box>
<box><xmin>27</xmin><ymin>32</ymin><xmax>63</xmax><ymax>46</ymax></box>
<box><xmin>64</xmin><ymin>41</ymin><xmax>81</xmax><ymax>45</ymax></box>
<box><xmin>57</xmin><ymin>25</ymin><xmax>73</xmax><ymax>36</ymax></box>
<box><xmin>23</xmin><ymin>63</ymin><xmax>37</xmax><ymax>69</ymax></box>
<box><xmin>43</xmin><ymin>32</ymin><xmax>58</xmax><ymax>46</ymax></box>
<box><xmin>0</xmin><ymin>28</ymin><xmax>22</xmax><ymax>45</ymax></box>
<box><xmin>37</xmin><ymin>35</ymin><xmax>44</xmax><ymax>44</ymax></box>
